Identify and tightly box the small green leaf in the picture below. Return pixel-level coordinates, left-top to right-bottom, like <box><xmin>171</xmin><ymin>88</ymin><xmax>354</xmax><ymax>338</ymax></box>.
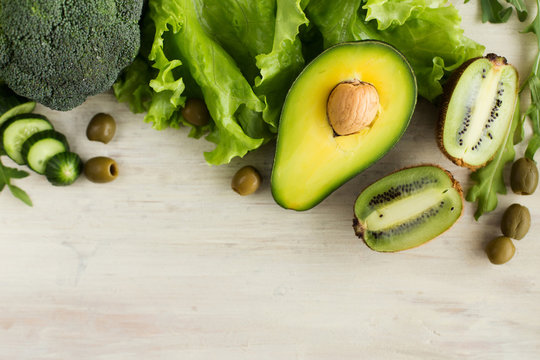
<box><xmin>3</xmin><ymin>167</ymin><xmax>29</xmax><ymax>179</ymax></box>
<box><xmin>526</xmin><ymin>134</ymin><xmax>540</xmax><ymax>160</ymax></box>
<box><xmin>514</xmin><ymin>112</ymin><xmax>526</xmax><ymax>144</ymax></box>
<box><xmin>506</xmin><ymin>0</ymin><xmax>528</xmax><ymax>21</ymax></box>
<box><xmin>8</xmin><ymin>184</ymin><xmax>32</xmax><ymax>207</ymax></box>
<box><xmin>0</xmin><ymin>157</ymin><xmax>32</xmax><ymax>206</ymax></box>
<box><xmin>480</xmin><ymin>0</ymin><xmax>513</xmax><ymax>23</ymax></box>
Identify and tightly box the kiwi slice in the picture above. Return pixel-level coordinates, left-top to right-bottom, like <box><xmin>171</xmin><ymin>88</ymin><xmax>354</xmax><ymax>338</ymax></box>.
<box><xmin>438</xmin><ymin>54</ymin><xmax>518</xmax><ymax>169</ymax></box>
<box><xmin>353</xmin><ymin>165</ymin><xmax>463</xmax><ymax>252</ymax></box>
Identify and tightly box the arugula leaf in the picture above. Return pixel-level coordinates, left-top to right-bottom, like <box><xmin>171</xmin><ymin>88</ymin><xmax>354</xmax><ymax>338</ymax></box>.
<box><xmin>467</xmin><ymin>0</ymin><xmax>527</xmax><ymax>23</ymax></box>
<box><xmin>522</xmin><ymin>0</ymin><xmax>540</xmax><ymax>160</ymax></box>
<box><xmin>507</xmin><ymin>0</ymin><xmax>528</xmax><ymax>21</ymax></box>
<box><xmin>481</xmin><ymin>0</ymin><xmax>513</xmax><ymax>23</ymax></box>
<box><xmin>466</xmin><ymin>100</ymin><xmax>520</xmax><ymax>220</ymax></box>
<box><xmin>0</xmin><ymin>157</ymin><xmax>32</xmax><ymax>206</ymax></box>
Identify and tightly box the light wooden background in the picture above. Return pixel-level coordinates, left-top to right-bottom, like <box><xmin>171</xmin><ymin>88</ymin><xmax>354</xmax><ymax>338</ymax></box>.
<box><xmin>1</xmin><ymin>2</ymin><xmax>539</xmax><ymax>359</ymax></box>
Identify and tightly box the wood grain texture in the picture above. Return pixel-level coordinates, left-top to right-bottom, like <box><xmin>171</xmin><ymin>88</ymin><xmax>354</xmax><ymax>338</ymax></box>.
<box><xmin>1</xmin><ymin>2</ymin><xmax>539</xmax><ymax>359</ymax></box>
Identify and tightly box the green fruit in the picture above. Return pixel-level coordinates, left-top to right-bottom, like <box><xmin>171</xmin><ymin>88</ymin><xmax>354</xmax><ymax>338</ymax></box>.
<box><xmin>438</xmin><ymin>54</ymin><xmax>519</xmax><ymax>169</ymax></box>
<box><xmin>231</xmin><ymin>166</ymin><xmax>261</xmax><ymax>196</ymax></box>
<box><xmin>501</xmin><ymin>203</ymin><xmax>530</xmax><ymax>240</ymax></box>
<box><xmin>353</xmin><ymin>165</ymin><xmax>463</xmax><ymax>252</ymax></box>
<box><xmin>182</xmin><ymin>99</ymin><xmax>211</xmax><ymax>127</ymax></box>
<box><xmin>485</xmin><ymin>236</ymin><xmax>515</xmax><ymax>265</ymax></box>
<box><xmin>511</xmin><ymin>157</ymin><xmax>538</xmax><ymax>195</ymax></box>
<box><xmin>84</xmin><ymin>156</ymin><xmax>118</xmax><ymax>183</ymax></box>
<box><xmin>87</xmin><ymin>113</ymin><xmax>116</xmax><ymax>144</ymax></box>
<box><xmin>271</xmin><ymin>41</ymin><xmax>417</xmax><ymax>211</ymax></box>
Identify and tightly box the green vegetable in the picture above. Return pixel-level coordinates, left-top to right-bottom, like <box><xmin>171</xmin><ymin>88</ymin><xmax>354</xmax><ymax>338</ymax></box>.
<box><xmin>0</xmin><ymin>0</ymin><xmax>144</xmax><ymax>111</ymax></box>
<box><xmin>0</xmin><ymin>155</ymin><xmax>31</xmax><ymax>206</ymax></box>
<box><xmin>45</xmin><ymin>152</ymin><xmax>83</xmax><ymax>186</ymax></box>
<box><xmin>115</xmin><ymin>0</ymin><xmax>483</xmax><ymax>164</ymax></box>
<box><xmin>0</xmin><ymin>114</ymin><xmax>53</xmax><ymax>165</ymax></box>
<box><xmin>116</xmin><ymin>0</ymin><xmax>308</xmax><ymax>164</ymax></box>
<box><xmin>21</xmin><ymin>130</ymin><xmax>69</xmax><ymax>174</ymax></box>
<box><xmin>466</xmin><ymin>99</ymin><xmax>520</xmax><ymax>220</ymax></box>
<box><xmin>465</xmin><ymin>0</ymin><xmax>528</xmax><ymax>23</ymax></box>
<box><xmin>522</xmin><ymin>0</ymin><xmax>540</xmax><ymax>160</ymax></box>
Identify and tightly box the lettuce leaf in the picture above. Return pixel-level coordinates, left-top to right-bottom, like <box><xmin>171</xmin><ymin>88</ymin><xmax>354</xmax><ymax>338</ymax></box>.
<box><xmin>116</xmin><ymin>0</ymin><xmax>307</xmax><ymax>165</ymax></box>
<box><xmin>115</xmin><ymin>0</ymin><xmax>484</xmax><ymax>164</ymax></box>
<box><xmin>305</xmin><ymin>0</ymin><xmax>484</xmax><ymax>100</ymax></box>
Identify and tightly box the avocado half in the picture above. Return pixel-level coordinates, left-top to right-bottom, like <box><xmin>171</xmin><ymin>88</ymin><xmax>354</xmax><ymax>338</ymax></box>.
<box><xmin>271</xmin><ymin>41</ymin><xmax>417</xmax><ymax>211</ymax></box>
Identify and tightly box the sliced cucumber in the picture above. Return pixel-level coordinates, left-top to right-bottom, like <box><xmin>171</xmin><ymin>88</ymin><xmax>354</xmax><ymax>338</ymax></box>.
<box><xmin>0</xmin><ymin>114</ymin><xmax>53</xmax><ymax>164</ymax></box>
<box><xmin>21</xmin><ymin>130</ymin><xmax>69</xmax><ymax>174</ymax></box>
<box><xmin>45</xmin><ymin>152</ymin><xmax>83</xmax><ymax>186</ymax></box>
<box><xmin>0</xmin><ymin>102</ymin><xmax>37</xmax><ymax>126</ymax></box>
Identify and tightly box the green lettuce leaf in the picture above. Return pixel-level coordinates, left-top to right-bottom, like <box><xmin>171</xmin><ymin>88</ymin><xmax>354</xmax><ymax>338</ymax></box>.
<box><xmin>115</xmin><ymin>0</ymin><xmax>307</xmax><ymax>165</ymax></box>
<box><xmin>253</xmin><ymin>0</ymin><xmax>309</xmax><ymax>131</ymax></box>
<box><xmin>115</xmin><ymin>0</ymin><xmax>484</xmax><ymax>164</ymax></box>
<box><xmin>305</xmin><ymin>0</ymin><xmax>484</xmax><ymax>100</ymax></box>
<box><xmin>113</xmin><ymin>57</ymin><xmax>154</xmax><ymax>114</ymax></box>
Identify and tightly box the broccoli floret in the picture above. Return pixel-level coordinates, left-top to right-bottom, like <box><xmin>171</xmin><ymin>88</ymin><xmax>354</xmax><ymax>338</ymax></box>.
<box><xmin>0</xmin><ymin>0</ymin><xmax>143</xmax><ymax>111</ymax></box>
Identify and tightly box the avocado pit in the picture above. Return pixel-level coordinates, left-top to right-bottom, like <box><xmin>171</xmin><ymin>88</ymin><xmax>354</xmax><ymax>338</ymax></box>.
<box><xmin>327</xmin><ymin>80</ymin><xmax>380</xmax><ymax>136</ymax></box>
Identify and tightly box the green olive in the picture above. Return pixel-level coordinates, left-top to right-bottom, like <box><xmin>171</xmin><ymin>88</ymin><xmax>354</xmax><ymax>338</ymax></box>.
<box><xmin>501</xmin><ymin>203</ymin><xmax>530</xmax><ymax>240</ymax></box>
<box><xmin>485</xmin><ymin>236</ymin><xmax>515</xmax><ymax>265</ymax></box>
<box><xmin>84</xmin><ymin>156</ymin><xmax>118</xmax><ymax>183</ymax></box>
<box><xmin>511</xmin><ymin>157</ymin><xmax>538</xmax><ymax>195</ymax></box>
<box><xmin>182</xmin><ymin>98</ymin><xmax>210</xmax><ymax>127</ymax></box>
<box><xmin>231</xmin><ymin>166</ymin><xmax>261</xmax><ymax>196</ymax></box>
<box><xmin>87</xmin><ymin>113</ymin><xmax>116</xmax><ymax>144</ymax></box>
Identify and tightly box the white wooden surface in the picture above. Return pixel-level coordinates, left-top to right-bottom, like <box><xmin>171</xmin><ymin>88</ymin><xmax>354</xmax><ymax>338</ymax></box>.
<box><xmin>1</xmin><ymin>2</ymin><xmax>539</xmax><ymax>359</ymax></box>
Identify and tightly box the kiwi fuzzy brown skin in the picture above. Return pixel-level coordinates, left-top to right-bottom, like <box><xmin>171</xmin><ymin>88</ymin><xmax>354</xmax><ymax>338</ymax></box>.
<box><xmin>352</xmin><ymin>164</ymin><xmax>464</xmax><ymax>252</ymax></box>
<box><xmin>436</xmin><ymin>54</ymin><xmax>515</xmax><ymax>170</ymax></box>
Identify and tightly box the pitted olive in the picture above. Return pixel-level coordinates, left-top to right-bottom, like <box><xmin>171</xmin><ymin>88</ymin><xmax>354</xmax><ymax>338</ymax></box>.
<box><xmin>84</xmin><ymin>156</ymin><xmax>118</xmax><ymax>183</ymax></box>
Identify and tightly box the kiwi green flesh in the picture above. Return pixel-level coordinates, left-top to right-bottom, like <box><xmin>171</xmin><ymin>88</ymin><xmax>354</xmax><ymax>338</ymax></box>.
<box><xmin>442</xmin><ymin>58</ymin><xmax>518</xmax><ymax>167</ymax></box>
<box><xmin>354</xmin><ymin>166</ymin><xmax>463</xmax><ymax>252</ymax></box>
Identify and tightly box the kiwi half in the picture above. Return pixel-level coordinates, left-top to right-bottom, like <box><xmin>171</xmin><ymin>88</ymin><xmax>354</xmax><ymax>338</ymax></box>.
<box><xmin>438</xmin><ymin>54</ymin><xmax>518</xmax><ymax>169</ymax></box>
<box><xmin>353</xmin><ymin>165</ymin><xmax>463</xmax><ymax>252</ymax></box>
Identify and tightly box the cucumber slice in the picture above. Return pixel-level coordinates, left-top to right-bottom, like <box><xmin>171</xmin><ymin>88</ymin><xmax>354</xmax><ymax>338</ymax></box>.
<box><xmin>0</xmin><ymin>102</ymin><xmax>37</xmax><ymax>126</ymax></box>
<box><xmin>0</xmin><ymin>114</ymin><xmax>53</xmax><ymax>164</ymax></box>
<box><xmin>45</xmin><ymin>152</ymin><xmax>83</xmax><ymax>186</ymax></box>
<box><xmin>21</xmin><ymin>130</ymin><xmax>69</xmax><ymax>174</ymax></box>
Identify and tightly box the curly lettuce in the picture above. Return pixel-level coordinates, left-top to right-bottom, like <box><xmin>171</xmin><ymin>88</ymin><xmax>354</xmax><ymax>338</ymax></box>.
<box><xmin>115</xmin><ymin>0</ymin><xmax>483</xmax><ymax>164</ymax></box>
<box><xmin>115</xmin><ymin>0</ymin><xmax>307</xmax><ymax>165</ymax></box>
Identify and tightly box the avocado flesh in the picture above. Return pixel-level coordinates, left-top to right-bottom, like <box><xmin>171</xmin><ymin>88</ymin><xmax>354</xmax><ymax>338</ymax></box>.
<box><xmin>354</xmin><ymin>166</ymin><xmax>463</xmax><ymax>252</ymax></box>
<box><xmin>271</xmin><ymin>41</ymin><xmax>417</xmax><ymax>211</ymax></box>
<box><xmin>441</xmin><ymin>57</ymin><xmax>518</xmax><ymax>168</ymax></box>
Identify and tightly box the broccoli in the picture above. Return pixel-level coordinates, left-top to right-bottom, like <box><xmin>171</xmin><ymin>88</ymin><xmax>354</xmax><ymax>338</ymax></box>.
<box><xmin>0</xmin><ymin>0</ymin><xmax>143</xmax><ymax>111</ymax></box>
